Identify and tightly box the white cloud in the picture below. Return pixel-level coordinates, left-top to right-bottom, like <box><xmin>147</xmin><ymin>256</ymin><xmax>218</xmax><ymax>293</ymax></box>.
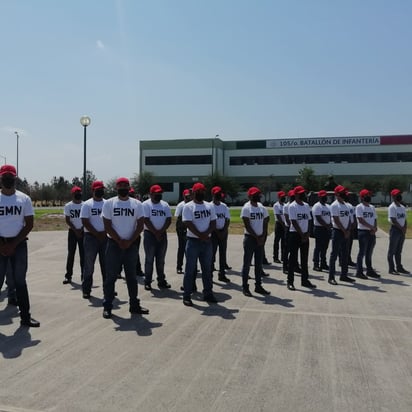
<box><xmin>0</xmin><ymin>126</ymin><xmax>29</xmax><ymax>137</ymax></box>
<box><xmin>96</xmin><ymin>40</ymin><xmax>105</xmax><ymax>50</ymax></box>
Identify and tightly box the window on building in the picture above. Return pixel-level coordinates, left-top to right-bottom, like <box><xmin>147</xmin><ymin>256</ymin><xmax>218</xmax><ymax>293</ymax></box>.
<box><xmin>145</xmin><ymin>155</ymin><xmax>212</xmax><ymax>165</ymax></box>
<box><xmin>229</xmin><ymin>152</ymin><xmax>412</xmax><ymax>165</ymax></box>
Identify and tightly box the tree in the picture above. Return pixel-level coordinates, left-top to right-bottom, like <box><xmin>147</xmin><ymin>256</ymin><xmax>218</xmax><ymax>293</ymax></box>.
<box><xmin>71</xmin><ymin>170</ymin><xmax>96</xmax><ymax>199</ymax></box>
<box><xmin>51</xmin><ymin>176</ymin><xmax>71</xmax><ymax>205</ymax></box>
<box><xmin>323</xmin><ymin>174</ymin><xmax>338</xmax><ymax>191</ymax></box>
<box><xmin>380</xmin><ymin>176</ymin><xmax>408</xmax><ymax>204</ymax></box>
<box><xmin>203</xmin><ymin>172</ymin><xmax>241</xmax><ymax>202</ymax></box>
<box><xmin>131</xmin><ymin>171</ymin><xmax>155</xmax><ymax>199</ymax></box>
<box><xmin>296</xmin><ymin>167</ymin><xmax>319</xmax><ymax>191</ymax></box>
<box><xmin>257</xmin><ymin>174</ymin><xmax>277</xmax><ymax>205</ymax></box>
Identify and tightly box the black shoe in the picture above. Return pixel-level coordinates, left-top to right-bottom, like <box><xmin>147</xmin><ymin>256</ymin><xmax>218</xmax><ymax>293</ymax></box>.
<box><xmin>20</xmin><ymin>317</ymin><xmax>40</xmax><ymax>328</ymax></box>
<box><xmin>321</xmin><ymin>264</ymin><xmax>330</xmax><ymax>270</ymax></box>
<box><xmin>103</xmin><ymin>309</ymin><xmax>112</xmax><ymax>319</ymax></box>
<box><xmin>158</xmin><ymin>280</ymin><xmax>171</xmax><ymax>289</ymax></box>
<box><xmin>243</xmin><ymin>286</ymin><xmax>252</xmax><ymax>297</ymax></box>
<box><xmin>397</xmin><ymin>267</ymin><xmax>410</xmax><ymax>275</ymax></box>
<box><xmin>114</xmin><ymin>291</ymin><xmax>118</xmax><ymax>297</ymax></box>
<box><xmin>301</xmin><ymin>281</ymin><xmax>317</xmax><ymax>289</ymax></box>
<box><xmin>212</xmin><ymin>266</ymin><xmax>217</xmax><ymax>272</ymax></box>
<box><xmin>263</xmin><ymin>259</ymin><xmax>271</xmax><ymax>265</ymax></box>
<box><xmin>313</xmin><ymin>265</ymin><xmax>322</xmax><ymax>272</ymax></box>
<box><xmin>367</xmin><ymin>270</ymin><xmax>380</xmax><ymax>278</ymax></box>
<box><xmin>389</xmin><ymin>270</ymin><xmax>399</xmax><ymax>275</ymax></box>
<box><xmin>283</xmin><ymin>269</ymin><xmax>288</xmax><ymax>275</ymax></box>
<box><xmin>176</xmin><ymin>268</ymin><xmax>184</xmax><ymax>274</ymax></box>
<box><xmin>287</xmin><ymin>283</ymin><xmax>296</xmax><ymax>291</ymax></box>
<box><xmin>340</xmin><ymin>275</ymin><xmax>355</xmax><ymax>283</ymax></box>
<box><xmin>356</xmin><ymin>273</ymin><xmax>368</xmax><ymax>279</ymax></box>
<box><xmin>130</xmin><ymin>305</ymin><xmax>149</xmax><ymax>315</ymax></box>
<box><xmin>328</xmin><ymin>278</ymin><xmax>338</xmax><ymax>285</ymax></box>
<box><xmin>224</xmin><ymin>264</ymin><xmax>232</xmax><ymax>270</ymax></box>
<box><xmin>82</xmin><ymin>292</ymin><xmax>91</xmax><ymax>299</ymax></box>
<box><xmin>136</xmin><ymin>271</ymin><xmax>144</xmax><ymax>277</ymax></box>
<box><xmin>144</xmin><ymin>283</ymin><xmax>152</xmax><ymax>291</ymax></box>
<box><xmin>255</xmin><ymin>285</ymin><xmax>270</xmax><ymax>295</ymax></box>
<box><xmin>183</xmin><ymin>298</ymin><xmax>193</xmax><ymax>306</ymax></box>
<box><xmin>218</xmin><ymin>274</ymin><xmax>230</xmax><ymax>283</ymax></box>
<box><xmin>7</xmin><ymin>297</ymin><xmax>18</xmax><ymax>306</ymax></box>
<box><xmin>273</xmin><ymin>258</ymin><xmax>281</xmax><ymax>264</ymax></box>
<box><xmin>348</xmin><ymin>261</ymin><xmax>357</xmax><ymax>268</ymax></box>
<box><xmin>261</xmin><ymin>271</ymin><xmax>270</xmax><ymax>277</ymax></box>
<box><xmin>62</xmin><ymin>277</ymin><xmax>72</xmax><ymax>285</ymax></box>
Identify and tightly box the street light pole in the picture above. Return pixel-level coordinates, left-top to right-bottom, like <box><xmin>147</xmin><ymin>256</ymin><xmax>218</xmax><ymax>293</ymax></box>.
<box><xmin>212</xmin><ymin>134</ymin><xmax>219</xmax><ymax>176</ymax></box>
<box><xmin>14</xmin><ymin>132</ymin><xmax>19</xmax><ymax>175</ymax></box>
<box><xmin>80</xmin><ymin>116</ymin><xmax>91</xmax><ymax>200</ymax></box>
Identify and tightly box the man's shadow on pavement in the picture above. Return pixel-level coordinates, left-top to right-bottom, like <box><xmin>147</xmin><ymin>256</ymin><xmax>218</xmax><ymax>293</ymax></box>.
<box><xmin>300</xmin><ymin>287</ymin><xmax>344</xmax><ymax>300</ymax></box>
<box><xmin>0</xmin><ymin>327</ymin><xmax>41</xmax><ymax>359</ymax></box>
<box><xmin>110</xmin><ymin>314</ymin><xmax>162</xmax><ymax>337</ymax></box>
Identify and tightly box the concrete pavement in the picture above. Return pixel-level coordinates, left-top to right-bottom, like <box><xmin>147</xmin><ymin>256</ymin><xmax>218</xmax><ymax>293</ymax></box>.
<box><xmin>1</xmin><ymin>230</ymin><xmax>412</xmax><ymax>412</ymax></box>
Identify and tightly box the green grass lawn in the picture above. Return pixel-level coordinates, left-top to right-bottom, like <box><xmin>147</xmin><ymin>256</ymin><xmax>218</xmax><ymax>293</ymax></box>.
<box><xmin>33</xmin><ymin>206</ymin><xmax>411</xmax><ymax>238</ymax></box>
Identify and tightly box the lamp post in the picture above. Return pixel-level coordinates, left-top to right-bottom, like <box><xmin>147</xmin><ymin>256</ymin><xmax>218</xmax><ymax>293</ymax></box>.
<box><xmin>80</xmin><ymin>116</ymin><xmax>91</xmax><ymax>199</ymax></box>
<box><xmin>0</xmin><ymin>154</ymin><xmax>6</xmax><ymax>165</ymax></box>
<box><xmin>14</xmin><ymin>132</ymin><xmax>19</xmax><ymax>175</ymax></box>
<box><xmin>212</xmin><ymin>134</ymin><xmax>219</xmax><ymax>176</ymax></box>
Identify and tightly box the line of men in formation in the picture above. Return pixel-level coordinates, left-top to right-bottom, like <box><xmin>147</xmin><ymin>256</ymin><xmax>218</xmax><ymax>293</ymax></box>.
<box><xmin>272</xmin><ymin>185</ymin><xmax>409</xmax><ymax>291</ymax></box>
<box><xmin>0</xmin><ymin>161</ymin><xmax>409</xmax><ymax>325</ymax></box>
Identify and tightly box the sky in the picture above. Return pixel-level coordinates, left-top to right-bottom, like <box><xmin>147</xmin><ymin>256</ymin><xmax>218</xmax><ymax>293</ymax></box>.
<box><xmin>1</xmin><ymin>0</ymin><xmax>412</xmax><ymax>185</ymax></box>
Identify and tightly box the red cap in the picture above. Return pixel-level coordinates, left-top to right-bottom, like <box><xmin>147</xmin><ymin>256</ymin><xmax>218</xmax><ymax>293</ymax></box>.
<box><xmin>192</xmin><ymin>182</ymin><xmax>206</xmax><ymax>192</ymax></box>
<box><xmin>211</xmin><ymin>186</ymin><xmax>222</xmax><ymax>195</ymax></box>
<box><xmin>129</xmin><ymin>188</ymin><xmax>135</xmax><ymax>194</ymax></box>
<box><xmin>287</xmin><ymin>189</ymin><xmax>295</xmax><ymax>197</ymax></box>
<box><xmin>278</xmin><ymin>191</ymin><xmax>286</xmax><ymax>198</ymax></box>
<box><xmin>318</xmin><ymin>190</ymin><xmax>327</xmax><ymax>197</ymax></box>
<box><xmin>247</xmin><ymin>186</ymin><xmax>261</xmax><ymax>196</ymax></box>
<box><xmin>91</xmin><ymin>180</ymin><xmax>104</xmax><ymax>190</ymax></box>
<box><xmin>294</xmin><ymin>185</ymin><xmax>306</xmax><ymax>195</ymax></box>
<box><xmin>0</xmin><ymin>164</ymin><xmax>17</xmax><ymax>176</ymax></box>
<box><xmin>150</xmin><ymin>184</ymin><xmax>163</xmax><ymax>193</ymax></box>
<box><xmin>391</xmin><ymin>188</ymin><xmax>401</xmax><ymax>197</ymax></box>
<box><xmin>71</xmin><ymin>186</ymin><xmax>82</xmax><ymax>194</ymax></box>
<box><xmin>334</xmin><ymin>185</ymin><xmax>346</xmax><ymax>194</ymax></box>
<box><xmin>116</xmin><ymin>177</ymin><xmax>130</xmax><ymax>185</ymax></box>
<box><xmin>359</xmin><ymin>189</ymin><xmax>371</xmax><ymax>198</ymax></box>
<box><xmin>182</xmin><ymin>189</ymin><xmax>191</xmax><ymax>197</ymax></box>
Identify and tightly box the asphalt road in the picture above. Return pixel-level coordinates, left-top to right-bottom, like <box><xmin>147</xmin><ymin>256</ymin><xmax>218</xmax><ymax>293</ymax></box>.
<box><xmin>1</xmin><ymin>230</ymin><xmax>411</xmax><ymax>412</ymax></box>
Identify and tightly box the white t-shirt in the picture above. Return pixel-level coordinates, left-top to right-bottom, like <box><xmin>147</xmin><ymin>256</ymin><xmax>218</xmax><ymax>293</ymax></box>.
<box><xmin>182</xmin><ymin>201</ymin><xmax>217</xmax><ymax>238</ymax></box>
<box><xmin>209</xmin><ymin>201</ymin><xmax>230</xmax><ymax>230</ymax></box>
<box><xmin>283</xmin><ymin>201</ymin><xmax>291</xmax><ymax>227</ymax></box>
<box><xmin>273</xmin><ymin>201</ymin><xmax>284</xmax><ymax>223</ymax></box>
<box><xmin>102</xmin><ymin>196</ymin><xmax>144</xmax><ymax>240</ymax></box>
<box><xmin>240</xmin><ymin>201</ymin><xmax>269</xmax><ymax>236</ymax></box>
<box><xmin>356</xmin><ymin>203</ymin><xmax>376</xmax><ymax>230</ymax></box>
<box><xmin>330</xmin><ymin>200</ymin><xmax>351</xmax><ymax>230</ymax></box>
<box><xmin>64</xmin><ymin>201</ymin><xmax>83</xmax><ymax>230</ymax></box>
<box><xmin>0</xmin><ymin>190</ymin><xmax>34</xmax><ymax>237</ymax></box>
<box><xmin>80</xmin><ymin>198</ymin><xmax>105</xmax><ymax>232</ymax></box>
<box><xmin>174</xmin><ymin>200</ymin><xmax>185</xmax><ymax>217</ymax></box>
<box><xmin>347</xmin><ymin>202</ymin><xmax>355</xmax><ymax>224</ymax></box>
<box><xmin>288</xmin><ymin>201</ymin><xmax>312</xmax><ymax>233</ymax></box>
<box><xmin>388</xmin><ymin>202</ymin><xmax>407</xmax><ymax>228</ymax></box>
<box><xmin>312</xmin><ymin>201</ymin><xmax>331</xmax><ymax>227</ymax></box>
<box><xmin>143</xmin><ymin>199</ymin><xmax>172</xmax><ymax>230</ymax></box>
